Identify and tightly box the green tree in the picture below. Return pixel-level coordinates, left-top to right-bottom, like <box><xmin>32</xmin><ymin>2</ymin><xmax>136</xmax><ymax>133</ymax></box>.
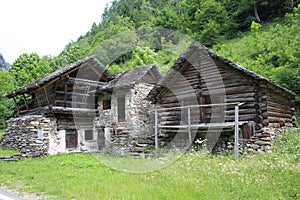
<box><xmin>0</xmin><ymin>72</ymin><xmax>14</xmax><ymax>128</ymax></box>
<box><xmin>54</xmin><ymin>43</ymin><xmax>88</xmax><ymax>68</ymax></box>
<box><xmin>214</xmin><ymin>4</ymin><xmax>300</xmax><ymax>107</ymax></box>
<box><xmin>192</xmin><ymin>0</ymin><xmax>234</xmax><ymax>46</ymax></box>
<box><xmin>9</xmin><ymin>53</ymin><xmax>53</xmax><ymax>88</ymax></box>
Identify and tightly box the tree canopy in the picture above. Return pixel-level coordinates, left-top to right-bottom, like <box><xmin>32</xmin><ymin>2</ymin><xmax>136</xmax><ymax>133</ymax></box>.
<box><xmin>0</xmin><ymin>0</ymin><xmax>299</xmax><ymax>128</ymax></box>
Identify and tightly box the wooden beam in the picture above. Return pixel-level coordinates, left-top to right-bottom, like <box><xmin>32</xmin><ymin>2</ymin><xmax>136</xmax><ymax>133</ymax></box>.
<box><xmin>234</xmin><ymin>105</ymin><xmax>239</xmax><ymax>160</ymax></box>
<box><xmin>35</xmin><ymin>92</ymin><xmax>41</xmax><ymax>107</ymax></box>
<box><xmin>87</xmin><ymin>63</ymin><xmax>108</xmax><ymax>82</ymax></box>
<box><xmin>12</xmin><ymin>97</ymin><xmax>20</xmax><ymax>113</ymax></box>
<box><xmin>44</xmin><ymin>88</ymin><xmax>50</xmax><ymax>104</ymax></box>
<box><xmin>155</xmin><ymin>102</ymin><xmax>242</xmax><ymax>111</ymax></box>
<box><xmin>32</xmin><ymin>65</ymin><xmax>83</xmax><ymax>93</ymax></box>
<box><xmin>187</xmin><ymin>108</ymin><xmax>192</xmax><ymax>144</ymax></box>
<box><xmin>155</xmin><ymin>108</ymin><xmax>158</xmax><ymax>150</ymax></box>
<box><xmin>22</xmin><ymin>94</ymin><xmax>30</xmax><ymax>110</ymax></box>
<box><xmin>149</xmin><ymin>70</ymin><xmax>158</xmax><ymax>82</ymax></box>
<box><xmin>64</xmin><ymin>84</ymin><xmax>68</xmax><ymax>108</ymax></box>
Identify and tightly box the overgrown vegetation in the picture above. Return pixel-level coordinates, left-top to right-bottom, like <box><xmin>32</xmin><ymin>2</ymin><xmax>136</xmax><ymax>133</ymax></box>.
<box><xmin>214</xmin><ymin>6</ymin><xmax>300</xmax><ymax>107</ymax></box>
<box><xmin>0</xmin><ymin>128</ymin><xmax>299</xmax><ymax>199</ymax></box>
<box><xmin>0</xmin><ymin>0</ymin><xmax>299</xmax><ymax>128</ymax></box>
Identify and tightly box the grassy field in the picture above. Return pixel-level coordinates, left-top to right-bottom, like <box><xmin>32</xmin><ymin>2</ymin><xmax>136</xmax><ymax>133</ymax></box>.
<box><xmin>0</xmin><ymin>128</ymin><xmax>299</xmax><ymax>200</ymax></box>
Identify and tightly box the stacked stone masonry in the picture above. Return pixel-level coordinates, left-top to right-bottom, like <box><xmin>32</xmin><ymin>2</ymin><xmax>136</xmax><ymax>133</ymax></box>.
<box><xmin>0</xmin><ymin>115</ymin><xmax>57</xmax><ymax>157</ymax></box>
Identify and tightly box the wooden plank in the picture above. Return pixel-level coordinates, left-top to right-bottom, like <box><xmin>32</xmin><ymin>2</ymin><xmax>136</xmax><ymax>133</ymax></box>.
<box><xmin>149</xmin><ymin>70</ymin><xmax>158</xmax><ymax>82</ymax></box>
<box><xmin>155</xmin><ymin>109</ymin><xmax>158</xmax><ymax>150</ymax></box>
<box><xmin>267</xmin><ymin>111</ymin><xmax>292</xmax><ymax>118</ymax></box>
<box><xmin>226</xmin><ymin>97</ymin><xmax>256</xmax><ymax>103</ymax></box>
<box><xmin>225</xmin><ymin>114</ymin><xmax>254</xmax><ymax>122</ymax></box>
<box><xmin>234</xmin><ymin>105</ymin><xmax>239</xmax><ymax>160</ymax></box>
<box><xmin>12</xmin><ymin>97</ymin><xmax>20</xmax><ymax>113</ymax></box>
<box><xmin>225</xmin><ymin>108</ymin><xmax>255</xmax><ymax>115</ymax></box>
<box><xmin>35</xmin><ymin>92</ymin><xmax>41</xmax><ymax>107</ymax></box>
<box><xmin>22</xmin><ymin>94</ymin><xmax>30</xmax><ymax>110</ymax></box>
<box><xmin>268</xmin><ymin>101</ymin><xmax>292</xmax><ymax>110</ymax></box>
<box><xmin>158</xmin><ymin>121</ymin><xmax>248</xmax><ymax>128</ymax></box>
<box><xmin>155</xmin><ymin>102</ymin><xmax>241</xmax><ymax>111</ymax></box>
<box><xmin>188</xmin><ymin>108</ymin><xmax>192</xmax><ymax>143</ymax></box>
<box><xmin>64</xmin><ymin>84</ymin><xmax>68</xmax><ymax>108</ymax></box>
<box><xmin>226</xmin><ymin>92</ymin><xmax>256</xmax><ymax>99</ymax></box>
<box><xmin>44</xmin><ymin>88</ymin><xmax>50</xmax><ymax>104</ymax></box>
<box><xmin>267</xmin><ymin>105</ymin><xmax>292</xmax><ymax>114</ymax></box>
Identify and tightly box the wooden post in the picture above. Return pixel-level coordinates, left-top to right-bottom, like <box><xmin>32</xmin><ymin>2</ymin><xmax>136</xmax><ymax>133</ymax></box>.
<box><xmin>12</xmin><ymin>97</ymin><xmax>20</xmax><ymax>113</ymax></box>
<box><xmin>234</xmin><ymin>104</ymin><xmax>239</xmax><ymax>160</ymax></box>
<box><xmin>187</xmin><ymin>108</ymin><xmax>192</xmax><ymax>144</ymax></box>
<box><xmin>64</xmin><ymin>84</ymin><xmax>68</xmax><ymax>108</ymax></box>
<box><xmin>155</xmin><ymin>108</ymin><xmax>158</xmax><ymax>150</ymax></box>
<box><xmin>22</xmin><ymin>94</ymin><xmax>30</xmax><ymax>110</ymax></box>
<box><xmin>44</xmin><ymin>88</ymin><xmax>50</xmax><ymax>104</ymax></box>
<box><xmin>35</xmin><ymin>92</ymin><xmax>41</xmax><ymax>107</ymax></box>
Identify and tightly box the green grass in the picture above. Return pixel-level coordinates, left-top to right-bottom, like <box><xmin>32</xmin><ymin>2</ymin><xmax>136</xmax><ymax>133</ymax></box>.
<box><xmin>0</xmin><ymin>129</ymin><xmax>299</xmax><ymax>200</ymax></box>
<box><xmin>0</xmin><ymin>148</ymin><xmax>20</xmax><ymax>156</ymax></box>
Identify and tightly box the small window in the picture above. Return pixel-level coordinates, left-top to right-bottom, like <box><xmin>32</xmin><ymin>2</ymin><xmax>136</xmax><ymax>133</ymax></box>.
<box><xmin>38</xmin><ymin>128</ymin><xmax>44</xmax><ymax>139</ymax></box>
<box><xmin>85</xmin><ymin>130</ymin><xmax>93</xmax><ymax>141</ymax></box>
<box><xmin>103</xmin><ymin>99</ymin><xmax>111</xmax><ymax>110</ymax></box>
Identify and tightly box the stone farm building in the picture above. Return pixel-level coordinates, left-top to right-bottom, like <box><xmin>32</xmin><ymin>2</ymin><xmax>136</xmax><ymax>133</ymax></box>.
<box><xmin>0</xmin><ymin>43</ymin><xmax>296</xmax><ymax>156</ymax></box>
<box><xmin>0</xmin><ymin>56</ymin><xmax>162</xmax><ymax>156</ymax></box>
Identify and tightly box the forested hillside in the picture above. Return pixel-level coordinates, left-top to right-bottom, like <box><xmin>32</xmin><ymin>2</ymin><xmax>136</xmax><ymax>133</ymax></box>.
<box><xmin>0</xmin><ymin>0</ymin><xmax>299</xmax><ymax>128</ymax></box>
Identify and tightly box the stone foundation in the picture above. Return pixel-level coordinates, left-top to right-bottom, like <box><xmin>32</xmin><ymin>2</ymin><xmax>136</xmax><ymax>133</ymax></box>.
<box><xmin>0</xmin><ymin>115</ymin><xmax>57</xmax><ymax>157</ymax></box>
<box><xmin>103</xmin><ymin>127</ymin><xmax>155</xmax><ymax>157</ymax></box>
<box><xmin>211</xmin><ymin>127</ymin><xmax>285</xmax><ymax>154</ymax></box>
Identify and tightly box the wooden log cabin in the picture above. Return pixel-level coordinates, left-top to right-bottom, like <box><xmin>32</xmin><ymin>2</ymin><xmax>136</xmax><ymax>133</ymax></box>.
<box><xmin>147</xmin><ymin>43</ymin><xmax>296</xmax><ymax>150</ymax></box>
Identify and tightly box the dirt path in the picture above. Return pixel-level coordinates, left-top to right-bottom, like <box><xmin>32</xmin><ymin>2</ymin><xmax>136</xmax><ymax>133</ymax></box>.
<box><xmin>0</xmin><ymin>185</ymin><xmax>46</xmax><ymax>200</ymax></box>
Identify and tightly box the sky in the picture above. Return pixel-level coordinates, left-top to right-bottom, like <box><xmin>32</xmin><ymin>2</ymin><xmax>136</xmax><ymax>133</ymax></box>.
<box><xmin>0</xmin><ymin>0</ymin><xmax>111</xmax><ymax>64</ymax></box>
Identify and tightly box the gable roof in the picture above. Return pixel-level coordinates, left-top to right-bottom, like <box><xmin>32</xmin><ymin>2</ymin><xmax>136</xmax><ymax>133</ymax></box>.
<box><xmin>147</xmin><ymin>43</ymin><xmax>295</xmax><ymax>100</ymax></box>
<box><xmin>98</xmin><ymin>64</ymin><xmax>162</xmax><ymax>92</ymax></box>
<box><xmin>5</xmin><ymin>56</ymin><xmax>113</xmax><ymax>98</ymax></box>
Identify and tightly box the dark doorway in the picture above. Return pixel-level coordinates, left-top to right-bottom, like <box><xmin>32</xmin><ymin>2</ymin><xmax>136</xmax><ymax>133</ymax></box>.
<box><xmin>97</xmin><ymin>129</ymin><xmax>105</xmax><ymax>150</ymax></box>
<box><xmin>117</xmin><ymin>96</ymin><xmax>126</xmax><ymax>122</ymax></box>
<box><xmin>66</xmin><ymin>130</ymin><xmax>78</xmax><ymax>149</ymax></box>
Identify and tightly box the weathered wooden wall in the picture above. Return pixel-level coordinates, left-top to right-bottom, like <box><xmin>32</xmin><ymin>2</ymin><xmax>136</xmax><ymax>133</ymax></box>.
<box><xmin>156</xmin><ymin>59</ymin><xmax>258</xmax><ymax>128</ymax></box>
<box><xmin>265</xmin><ymin>84</ymin><xmax>296</xmax><ymax>128</ymax></box>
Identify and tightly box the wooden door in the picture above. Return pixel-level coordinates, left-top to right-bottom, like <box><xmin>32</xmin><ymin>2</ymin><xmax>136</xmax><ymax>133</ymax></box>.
<box><xmin>66</xmin><ymin>130</ymin><xmax>78</xmax><ymax>149</ymax></box>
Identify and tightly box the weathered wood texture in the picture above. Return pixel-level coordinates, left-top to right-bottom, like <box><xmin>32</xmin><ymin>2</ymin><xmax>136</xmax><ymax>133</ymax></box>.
<box><xmin>265</xmin><ymin>87</ymin><xmax>296</xmax><ymax>127</ymax></box>
<box><xmin>156</xmin><ymin>60</ymin><xmax>258</xmax><ymax>128</ymax></box>
<box><xmin>155</xmin><ymin>55</ymin><xmax>296</xmax><ymax>133</ymax></box>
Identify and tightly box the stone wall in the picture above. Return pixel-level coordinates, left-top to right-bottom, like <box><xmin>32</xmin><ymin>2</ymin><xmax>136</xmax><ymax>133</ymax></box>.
<box><xmin>128</xmin><ymin>83</ymin><xmax>155</xmax><ymax>137</ymax></box>
<box><xmin>211</xmin><ymin>127</ymin><xmax>285</xmax><ymax>154</ymax></box>
<box><xmin>97</xmin><ymin>83</ymin><xmax>156</xmax><ymax>156</ymax></box>
<box><xmin>0</xmin><ymin>115</ymin><xmax>58</xmax><ymax>157</ymax></box>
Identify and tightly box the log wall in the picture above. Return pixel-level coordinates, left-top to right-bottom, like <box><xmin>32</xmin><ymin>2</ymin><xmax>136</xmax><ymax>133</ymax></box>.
<box><xmin>265</xmin><ymin>84</ymin><xmax>296</xmax><ymax>128</ymax></box>
<box><xmin>156</xmin><ymin>59</ymin><xmax>258</xmax><ymax>128</ymax></box>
